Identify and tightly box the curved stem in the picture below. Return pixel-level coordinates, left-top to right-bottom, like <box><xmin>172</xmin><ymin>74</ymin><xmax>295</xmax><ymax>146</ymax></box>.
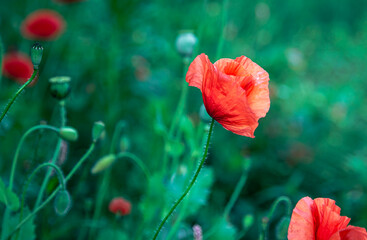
<box><xmin>116</xmin><ymin>152</ymin><xmax>151</xmax><ymax>180</ymax></box>
<box><xmin>16</xmin><ymin>163</ymin><xmax>65</xmax><ymax>240</ymax></box>
<box><xmin>35</xmin><ymin>102</ymin><xmax>66</xmax><ymax>209</ymax></box>
<box><xmin>152</xmin><ymin>118</ymin><xmax>215</xmax><ymax>240</ymax></box>
<box><xmin>0</xmin><ymin>69</ymin><xmax>39</xmax><ymax>123</ymax></box>
<box><xmin>9</xmin><ymin>125</ymin><xmax>60</xmax><ymax>190</ymax></box>
<box><xmin>6</xmin><ymin>142</ymin><xmax>96</xmax><ymax>239</ymax></box>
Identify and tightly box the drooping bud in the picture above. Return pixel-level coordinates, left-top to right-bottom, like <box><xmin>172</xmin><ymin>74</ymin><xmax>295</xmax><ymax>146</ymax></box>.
<box><xmin>30</xmin><ymin>42</ymin><xmax>43</xmax><ymax>69</ymax></box>
<box><xmin>92</xmin><ymin>121</ymin><xmax>105</xmax><ymax>142</ymax></box>
<box><xmin>54</xmin><ymin>189</ymin><xmax>72</xmax><ymax>216</ymax></box>
<box><xmin>175</xmin><ymin>32</ymin><xmax>197</xmax><ymax>58</ymax></box>
<box><xmin>276</xmin><ymin>217</ymin><xmax>290</xmax><ymax>240</ymax></box>
<box><xmin>49</xmin><ymin>76</ymin><xmax>71</xmax><ymax>100</ymax></box>
<box><xmin>91</xmin><ymin>154</ymin><xmax>116</xmax><ymax>174</ymax></box>
<box><xmin>59</xmin><ymin>127</ymin><xmax>78</xmax><ymax>141</ymax></box>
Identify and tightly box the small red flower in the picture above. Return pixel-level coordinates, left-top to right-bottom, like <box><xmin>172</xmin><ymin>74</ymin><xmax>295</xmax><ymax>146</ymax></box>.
<box><xmin>108</xmin><ymin>197</ymin><xmax>131</xmax><ymax>216</ymax></box>
<box><xmin>288</xmin><ymin>197</ymin><xmax>367</xmax><ymax>240</ymax></box>
<box><xmin>21</xmin><ymin>10</ymin><xmax>65</xmax><ymax>40</ymax></box>
<box><xmin>186</xmin><ymin>53</ymin><xmax>270</xmax><ymax>138</ymax></box>
<box><xmin>2</xmin><ymin>52</ymin><xmax>34</xmax><ymax>85</ymax></box>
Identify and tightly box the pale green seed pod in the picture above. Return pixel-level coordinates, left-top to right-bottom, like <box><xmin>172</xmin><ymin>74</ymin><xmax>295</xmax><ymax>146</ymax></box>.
<box><xmin>54</xmin><ymin>190</ymin><xmax>72</xmax><ymax>216</ymax></box>
<box><xmin>49</xmin><ymin>76</ymin><xmax>71</xmax><ymax>100</ymax></box>
<box><xmin>31</xmin><ymin>42</ymin><xmax>43</xmax><ymax>69</ymax></box>
<box><xmin>175</xmin><ymin>32</ymin><xmax>197</xmax><ymax>58</ymax></box>
<box><xmin>243</xmin><ymin>214</ymin><xmax>254</xmax><ymax>230</ymax></box>
<box><xmin>59</xmin><ymin>127</ymin><xmax>78</xmax><ymax>141</ymax></box>
<box><xmin>92</xmin><ymin>121</ymin><xmax>105</xmax><ymax>142</ymax></box>
<box><xmin>276</xmin><ymin>217</ymin><xmax>290</xmax><ymax>240</ymax></box>
<box><xmin>91</xmin><ymin>154</ymin><xmax>116</xmax><ymax>174</ymax></box>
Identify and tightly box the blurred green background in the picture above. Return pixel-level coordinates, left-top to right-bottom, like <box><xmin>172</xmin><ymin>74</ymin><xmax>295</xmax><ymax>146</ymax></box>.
<box><xmin>1</xmin><ymin>0</ymin><xmax>367</xmax><ymax>239</ymax></box>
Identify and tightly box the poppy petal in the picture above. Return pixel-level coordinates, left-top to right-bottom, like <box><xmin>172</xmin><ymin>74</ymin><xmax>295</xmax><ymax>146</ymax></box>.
<box><xmin>21</xmin><ymin>10</ymin><xmax>65</xmax><ymax>40</ymax></box>
<box><xmin>2</xmin><ymin>52</ymin><xmax>34</xmax><ymax>85</ymax></box>
<box><xmin>235</xmin><ymin>56</ymin><xmax>270</xmax><ymax>118</ymax></box>
<box><xmin>329</xmin><ymin>226</ymin><xmax>367</xmax><ymax>240</ymax></box>
<box><xmin>288</xmin><ymin>196</ymin><xmax>316</xmax><ymax>240</ymax></box>
<box><xmin>186</xmin><ymin>53</ymin><xmax>213</xmax><ymax>92</ymax></box>
<box><xmin>202</xmin><ymin>68</ymin><xmax>258</xmax><ymax>137</ymax></box>
<box><xmin>313</xmin><ymin>198</ymin><xmax>350</xmax><ymax>240</ymax></box>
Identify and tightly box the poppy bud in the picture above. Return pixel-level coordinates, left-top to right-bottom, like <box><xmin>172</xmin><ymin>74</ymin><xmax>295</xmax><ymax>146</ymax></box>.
<box><xmin>109</xmin><ymin>197</ymin><xmax>131</xmax><ymax>216</ymax></box>
<box><xmin>92</xmin><ymin>121</ymin><xmax>105</xmax><ymax>142</ymax></box>
<box><xmin>91</xmin><ymin>154</ymin><xmax>116</xmax><ymax>174</ymax></box>
<box><xmin>30</xmin><ymin>42</ymin><xmax>43</xmax><ymax>69</ymax></box>
<box><xmin>175</xmin><ymin>32</ymin><xmax>197</xmax><ymax>58</ymax></box>
<box><xmin>54</xmin><ymin>189</ymin><xmax>72</xmax><ymax>216</ymax></box>
<box><xmin>276</xmin><ymin>217</ymin><xmax>290</xmax><ymax>240</ymax></box>
<box><xmin>49</xmin><ymin>76</ymin><xmax>71</xmax><ymax>100</ymax></box>
<box><xmin>59</xmin><ymin>127</ymin><xmax>78</xmax><ymax>141</ymax></box>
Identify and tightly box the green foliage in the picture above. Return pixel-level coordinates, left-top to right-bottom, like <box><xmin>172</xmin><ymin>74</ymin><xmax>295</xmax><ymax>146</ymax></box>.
<box><xmin>1</xmin><ymin>208</ymin><xmax>36</xmax><ymax>240</ymax></box>
<box><xmin>0</xmin><ymin>178</ymin><xmax>19</xmax><ymax>211</ymax></box>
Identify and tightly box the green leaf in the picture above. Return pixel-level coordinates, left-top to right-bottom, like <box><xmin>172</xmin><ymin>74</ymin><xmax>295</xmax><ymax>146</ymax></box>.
<box><xmin>1</xmin><ymin>207</ymin><xmax>36</xmax><ymax>240</ymax></box>
<box><xmin>208</xmin><ymin>218</ymin><xmax>237</xmax><ymax>240</ymax></box>
<box><xmin>0</xmin><ymin>178</ymin><xmax>20</xmax><ymax>211</ymax></box>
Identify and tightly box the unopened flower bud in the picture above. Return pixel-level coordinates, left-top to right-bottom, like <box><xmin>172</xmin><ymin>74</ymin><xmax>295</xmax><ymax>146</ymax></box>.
<box><xmin>54</xmin><ymin>189</ymin><xmax>72</xmax><ymax>216</ymax></box>
<box><xmin>31</xmin><ymin>42</ymin><xmax>43</xmax><ymax>69</ymax></box>
<box><xmin>276</xmin><ymin>217</ymin><xmax>290</xmax><ymax>240</ymax></box>
<box><xmin>59</xmin><ymin>127</ymin><xmax>78</xmax><ymax>141</ymax></box>
<box><xmin>176</xmin><ymin>32</ymin><xmax>197</xmax><ymax>58</ymax></box>
<box><xmin>92</xmin><ymin>121</ymin><xmax>105</xmax><ymax>142</ymax></box>
<box><xmin>91</xmin><ymin>154</ymin><xmax>116</xmax><ymax>174</ymax></box>
<box><xmin>49</xmin><ymin>76</ymin><xmax>71</xmax><ymax>100</ymax></box>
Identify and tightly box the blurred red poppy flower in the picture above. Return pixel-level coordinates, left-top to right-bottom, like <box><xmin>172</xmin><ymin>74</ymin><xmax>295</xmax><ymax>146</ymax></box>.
<box><xmin>108</xmin><ymin>197</ymin><xmax>131</xmax><ymax>215</ymax></box>
<box><xmin>2</xmin><ymin>52</ymin><xmax>35</xmax><ymax>85</ymax></box>
<box><xmin>21</xmin><ymin>10</ymin><xmax>65</xmax><ymax>40</ymax></box>
<box><xmin>288</xmin><ymin>197</ymin><xmax>367</xmax><ymax>240</ymax></box>
<box><xmin>186</xmin><ymin>53</ymin><xmax>270</xmax><ymax>137</ymax></box>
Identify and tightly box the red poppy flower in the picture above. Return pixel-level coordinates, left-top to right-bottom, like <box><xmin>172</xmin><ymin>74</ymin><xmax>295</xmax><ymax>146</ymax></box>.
<box><xmin>186</xmin><ymin>53</ymin><xmax>270</xmax><ymax>138</ymax></box>
<box><xmin>288</xmin><ymin>197</ymin><xmax>367</xmax><ymax>240</ymax></box>
<box><xmin>21</xmin><ymin>10</ymin><xmax>65</xmax><ymax>40</ymax></box>
<box><xmin>108</xmin><ymin>197</ymin><xmax>131</xmax><ymax>215</ymax></box>
<box><xmin>2</xmin><ymin>52</ymin><xmax>35</xmax><ymax>85</ymax></box>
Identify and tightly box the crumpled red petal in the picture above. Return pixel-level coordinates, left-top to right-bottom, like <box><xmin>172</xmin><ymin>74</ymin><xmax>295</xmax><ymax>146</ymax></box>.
<box><xmin>288</xmin><ymin>196</ymin><xmax>316</xmax><ymax>240</ymax></box>
<box><xmin>186</xmin><ymin>53</ymin><xmax>270</xmax><ymax>137</ymax></box>
<box><xmin>330</xmin><ymin>226</ymin><xmax>367</xmax><ymax>240</ymax></box>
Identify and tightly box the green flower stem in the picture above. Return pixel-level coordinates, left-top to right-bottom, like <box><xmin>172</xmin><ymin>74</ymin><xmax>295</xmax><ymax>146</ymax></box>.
<box><xmin>116</xmin><ymin>152</ymin><xmax>151</xmax><ymax>180</ymax></box>
<box><xmin>261</xmin><ymin>196</ymin><xmax>292</xmax><ymax>240</ymax></box>
<box><xmin>223</xmin><ymin>170</ymin><xmax>249</xmax><ymax>218</ymax></box>
<box><xmin>34</xmin><ymin>102</ymin><xmax>66</xmax><ymax>209</ymax></box>
<box><xmin>0</xmin><ymin>69</ymin><xmax>39</xmax><ymax>124</ymax></box>
<box><xmin>162</xmin><ymin>60</ymin><xmax>190</xmax><ymax>174</ymax></box>
<box><xmin>152</xmin><ymin>118</ymin><xmax>215</xmax><ymax>240</ymax></box>
<box><xmin>15</xmin><ymin>163</ymin><xmax>65</xmax><ymax>240</ymax></box>
<box><xmin>215</xmin><ymin>0</ymin><xmax>229</xmax><ymax>60</ymax></box>
<box><xmin>6</xmin><ymin>142</ymin><xmax>96</xmax><ymax>239</ymax></box>
<box><xmin>8</xmin><ymin>125</ymin><xmax>60</xmax><ymax>190</ymax></box>
<box><xmin>89</xmin><ymin>121</ymin><xmax>124</xmax><ymax>240</ymax></box>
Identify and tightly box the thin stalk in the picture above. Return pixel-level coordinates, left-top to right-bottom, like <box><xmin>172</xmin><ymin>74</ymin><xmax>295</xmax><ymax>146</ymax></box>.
<box><xmin>0</xmin><ymin>69</ymin><xmax>39</xmax><ymax>123</ymax></box>
<box><xmin>15</xmin><ymin>163</ymin><xmax>65</xmax><ymax>240</ymax></box>
<box><xmin>6</xmin><ymin>142</ymin><xmax>96</xmax><ymax>239</ymax></box>
<box><xmin>9</xmin><ymin>125</ymin><xmax>60</xmax><ymax>190</ymax></box>
<box><xmin>215</xmin><ymin>0</ymin><xmax>229</xmax><ymax>60</ymax></box>
<box><xmin>116</xmin><ymin>152</ymin><xmax>151</xmax><ymax>180</ymax></box>
<box><xmin>223</xmin><ymin>171</ymin><xmax>248</xmax><ymax>218</ymax></box>
<box><xmin>152</xmin><ymin>118</ymin><xmax>215</xmax><ymax>240</ymax></box>
<box><xmin>34</xmin><ymin>102</ymin><xmax>66</xmax><ymax>209</ymax></box>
